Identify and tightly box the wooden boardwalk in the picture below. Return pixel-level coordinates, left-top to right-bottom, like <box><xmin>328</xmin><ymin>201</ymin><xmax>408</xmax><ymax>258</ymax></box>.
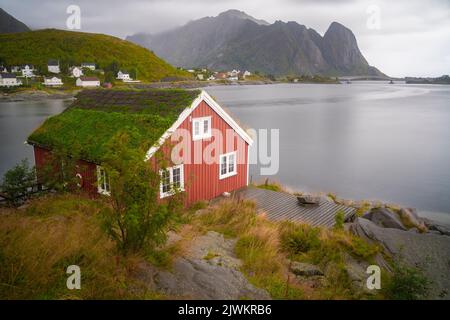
<box><xmin>230</xmin><ymin>187</ymin><xmax>356</xmax><ymax>228</ymax></box>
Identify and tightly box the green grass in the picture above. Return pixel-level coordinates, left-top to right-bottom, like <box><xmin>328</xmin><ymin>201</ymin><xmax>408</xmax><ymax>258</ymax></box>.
<box><xmin>0</xmin><ymin>29</ymin><xmax>191</xmax><ymax>82</ymax></box>
<box><xmin>27</xmin><ymin>89</ymin><xmax>200</xmax><ymax>162</ymax></box>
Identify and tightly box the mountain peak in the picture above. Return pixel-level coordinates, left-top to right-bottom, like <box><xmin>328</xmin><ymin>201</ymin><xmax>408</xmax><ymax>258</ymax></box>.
<box><xmin>217</xmin><ymin>9</ymin><xmax>269</xmax><ymax>25</ymax></box>
<box><xmin>325</xmin><ymin>21</ymin><xmax>353</xmax><ymax>35</ymax></box>
<box><xmin>0</xmin><ymin>8</ymin><xmax>30</xmax><ymax>34</ymax></box>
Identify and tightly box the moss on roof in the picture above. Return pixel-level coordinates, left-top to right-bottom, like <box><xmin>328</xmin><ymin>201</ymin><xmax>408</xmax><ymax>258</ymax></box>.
<box><xmin>28</xmin><ymin>89</ymin><xmax>201</xmax><ymax>162</ymax></box>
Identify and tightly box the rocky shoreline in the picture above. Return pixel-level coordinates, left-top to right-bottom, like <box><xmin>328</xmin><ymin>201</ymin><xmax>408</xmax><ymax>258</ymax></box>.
<box><xmin>348</xmin><ymin>206</ymin><xmax>450</xmax><ymax>299</ymax></box>
<box><xmin>0</xmin><ymin>90</ymin><xmax>77</xmax><ymax>102</ymax></box>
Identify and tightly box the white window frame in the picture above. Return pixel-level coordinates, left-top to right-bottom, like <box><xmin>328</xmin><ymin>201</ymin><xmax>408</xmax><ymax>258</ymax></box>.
<box><xmin>219</xmin><ymin>151</ymin><xmax>237</xmax><ymax>180</ymax></box>
<box><xmin>97</xmin><ymin>165</ymin><xmax>110</xmax><ymax>196</ymax></box>
<box><xmin>160</xmin><ymin>164</ymin><xmax>184</xmax><ymax>198</ymax></box>
<box><xmin>192</xmin><ymin>116</ymin><xmax>212</xmax><ymax>141</ymax></box>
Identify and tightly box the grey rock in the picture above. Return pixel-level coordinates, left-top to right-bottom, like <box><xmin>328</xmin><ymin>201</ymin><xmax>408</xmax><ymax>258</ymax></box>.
<box><xmin>427</xmin><ymin>223</ymin><xmax>450</xmax><ymax>237</ymax></box>
<box><xmin>153</xmin><ymin>232</ymin><xmax>270</xmax><ymax>300</ymax></box>
<box><xmin>363</xmin><ymin>207</ymin><xmax>406</xmax><ymax>230</ymax></box>
<box><xmin>290</xmin><ymin>262</ymin><xmax>323</xmax><ymax>277</ymax></box>
<box><xmin>350</xmin><ymin>217</ymin><xmax>450</xmax><ymax>299</ymax></box>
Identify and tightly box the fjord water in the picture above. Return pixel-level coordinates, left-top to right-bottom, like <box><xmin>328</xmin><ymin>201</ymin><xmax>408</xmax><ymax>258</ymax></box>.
<box><xmin>206</xmin><ymin>83</ymin><xmax>450</xmax><ymax>222</ymax></box>
<box><xmin>0</xmin><ymin>99</ymin><xmax>69</xmax><ymax>177</ymax></box>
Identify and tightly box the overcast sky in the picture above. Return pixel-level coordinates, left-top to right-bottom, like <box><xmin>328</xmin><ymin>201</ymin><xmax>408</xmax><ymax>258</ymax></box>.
<box><xmin>1</xmin><ymin>0</ymin><xmax>449</xmax><ymax>77</ymax></box>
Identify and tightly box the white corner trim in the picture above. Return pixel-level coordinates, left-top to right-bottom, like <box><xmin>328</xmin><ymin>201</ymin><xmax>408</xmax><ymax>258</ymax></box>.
<box><xmin>201</xmin><ymin>91</ymin><xmax>253</xmax><ymax>146</ymax></box>
<box><xmin>246</xmin><ymin>145</ymin><xmax>250</xmax><ymax>186</ymax></box>
<box><xmin>145</xmin><ymin>90</ymin><xmax>253</xmax><ymax>161</ymax></box>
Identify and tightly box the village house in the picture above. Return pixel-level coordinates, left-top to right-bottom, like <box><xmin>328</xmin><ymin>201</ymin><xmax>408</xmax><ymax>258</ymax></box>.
<box><xmin>21</xmin><ymin>64</ymin><xmax>35</xmax><ymax>78</ymax></box>
<box><xmin>10</xmin><ymin>66</ymin><xmax>21</xmax><ymax>73</ymax></box>
<box><xmin>76</xmin><ymin>76</ymin><xmax>100</xmax><ymax>87</ymax></box>
<box><xmin>0</xmin><ymin>65</ymin><xmax>8</xmax><ymax>73</ymax></box>
<box><xmin>27</xmin><ymin>89</ymin><xmax>253</xmax><ymax>205</ymax></box>
<box><xmin>0</xmin><ymin>73</ymin><xmax>22</xmax><ymax>87</ymax></box>
<box><xmin>47</xmin><ymin>59</ymin><xmax>60</xmax><ymax>73</ymax></box>
<box><xmin>43</xmin><ymin>77</ymin><xmax>63</xmax><ymax>87</ymax></box>
<box><xmin>116</xmin><ymin>70</ymin><xmax>131</xmax><ymax>81</ymax></box>
<box><xmin>69</xmin><ymin>66</ymin><xmax>83</xmax><ymax>78</ymax></box>
<box><xmin>215</xmin><ymin>72</ymin><xmax>228</xmax><ymax>80</ymax></box>
<box><xmin>81</xmin><ymin>62</ymin><xmax>96</xmax><ymax>71</ymax></box>
<box><xmin>242</xmin><ymin>70</ymin><xmax>252</xmax><ymax>79</ymax></box>
<box><xmin>207</xmin><ymin>75</ymin><xmax>216</xmax><ymax>81</ymax></box>
<box><xmin>197</xmin><ymin>74</ymin><xmax>204</xmax><ymax>80</ymax></box>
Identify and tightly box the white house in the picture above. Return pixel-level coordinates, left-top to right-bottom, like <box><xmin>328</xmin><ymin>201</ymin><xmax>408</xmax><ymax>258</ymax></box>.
<box><xmin>117</xmin><ymin>70</ymin><xmax>131</xmax><ymax>81</ymax></box>
<box><xmin>242</xmin><ymin>70</ymin><xmax>252</xmax><ymax>79</ymax></box>
<box><xmin>43</xmin><ymin>77</ymin><xmax>63</xmax><ymax>87</ymax></box>
<box><xmin>81</xmin><ymin>62</ymin><xmax>96</xmax><ymax>70</ymax></box>
<box><xmin>69</xmin><ymin>66</ymin><xmax>83</xmax><ymax>78</ymax></box>
<box><xmin>11</xmin><ymin>66</ymin><xmax>21</xmax><ymax>73</ymax></box>
<box><xmin>197</xmin><ymin>74</ymin><xmax>204</xmax><ymax>80</ymax></box>
<box><xmin>0</xmin><ymin>65</ymin><xmax>8</xmax><ymax>73</ymax></box>
<box><xmin>0</xmin><ymin>73</ymin><xmax>22</xmax><ymax>87</ymax></box>
<box><xmin>48</xmin><ymin>60</ymin><xmax>60</xmax><ymax>74</ymax></box>
<box><xmin>76</xmin><ymin>76</ymin><xmax>100</xmax><ymax>87</ymax></box>
<box><xmin>21</xmin><ymin>64</ymin><xmax>35</xmax><ymax>78</ymax></box>
<box><xmin>207</xmin><ymin>75</ymin><xmax>216</xmax><ymax>81</ymax></box>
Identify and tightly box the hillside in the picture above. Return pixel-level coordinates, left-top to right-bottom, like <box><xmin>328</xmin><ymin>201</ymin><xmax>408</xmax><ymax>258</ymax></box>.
<box><xmin>0</xmin><ymin>8</ymin><xmax>30</xmax><ymax>34</ymax></box>
<box><xmin>127</xmin><ymin>10</ymin><xmax>384</xmax><ymax>77</ymax></box>
<box><xmin>0</xmin><ymin>29</ymin><xmax>190</xmax><ymax>81</ymax></box>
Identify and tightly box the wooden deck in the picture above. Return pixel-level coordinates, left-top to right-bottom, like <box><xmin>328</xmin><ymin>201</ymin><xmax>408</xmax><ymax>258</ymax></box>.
<box><xmin>229</xmin><ymin>187</ymin><xmax>356</xmax><ymax>228</ymax></box>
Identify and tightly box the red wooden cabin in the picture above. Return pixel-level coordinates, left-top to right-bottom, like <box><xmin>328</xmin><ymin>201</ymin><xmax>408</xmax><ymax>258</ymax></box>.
<box><xmin>28</xmin><ymin>89</ymin><xmax>253</xmax><ymax>206</ymax></box>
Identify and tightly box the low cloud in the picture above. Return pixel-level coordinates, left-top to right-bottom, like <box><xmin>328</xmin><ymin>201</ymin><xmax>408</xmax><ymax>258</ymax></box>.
<box><xmin>1</xmin><ymin>0</ymin><xmax>449</xmax><ymax>77</ymax></box>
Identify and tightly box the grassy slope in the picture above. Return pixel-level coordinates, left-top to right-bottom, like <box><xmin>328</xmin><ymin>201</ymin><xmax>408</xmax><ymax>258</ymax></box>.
<box><xmin>0</xmin><ymin>29</ymin><xmax>190</xmax><ymax>81</ymax></box>
<box><xmin>0</xmin><ymin>194</ymin><xmax>162</xmax><ymax>299</ymax></box>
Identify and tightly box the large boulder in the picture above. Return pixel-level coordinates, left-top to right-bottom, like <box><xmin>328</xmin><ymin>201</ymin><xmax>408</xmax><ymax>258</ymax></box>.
<box><xmin>363</xmin><ymin>207</ymin><xmax>406</xmax><ymax>230</ymax></box>
<box><xmin>350</xmin><ymin>217</ymin><xmax>450</xmax><ymax>299</ymax></box>
<box><xmin>423</xmin><ymin>219</ymin><xmax>450</xmax><ymax>237</ymax></box>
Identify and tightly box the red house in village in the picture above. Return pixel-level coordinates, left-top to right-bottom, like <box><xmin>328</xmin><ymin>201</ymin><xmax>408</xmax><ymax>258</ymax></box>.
<box><xmin>27</xmin><ymin>89</ymin><xmax>253</xmax><ymax>205</ymax></box>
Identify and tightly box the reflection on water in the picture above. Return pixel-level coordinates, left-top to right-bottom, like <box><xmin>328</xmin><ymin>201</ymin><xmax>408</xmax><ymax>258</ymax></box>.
<box><xmin>206</xmin><ymin>82</ymin><xmax>450</xmax><ymax>222</ymax></box>
<box><xmin>0</xmin><ymin>99</ymin><xmax>69</xmax><ymax>176</ymax></box>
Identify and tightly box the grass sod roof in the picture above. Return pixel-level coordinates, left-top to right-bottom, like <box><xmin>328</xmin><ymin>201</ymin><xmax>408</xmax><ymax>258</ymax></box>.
<box><xmin>28</xmin><ymin>89</ymin><xmax>201</xmax><ymax>163</ymax></box>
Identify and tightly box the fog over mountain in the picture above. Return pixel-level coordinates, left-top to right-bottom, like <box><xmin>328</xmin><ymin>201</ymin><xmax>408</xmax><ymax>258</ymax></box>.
<box><xmin>127</xmin><ymin>10</ymin><xmax>384</xmax><ymax>76</ymax></box>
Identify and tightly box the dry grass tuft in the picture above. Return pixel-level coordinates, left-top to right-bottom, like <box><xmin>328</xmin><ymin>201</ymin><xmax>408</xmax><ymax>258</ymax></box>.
<box><xmin>0</xmin><ymin>194</ymin><xmax>157</xmax><ymax>299</ymax></box>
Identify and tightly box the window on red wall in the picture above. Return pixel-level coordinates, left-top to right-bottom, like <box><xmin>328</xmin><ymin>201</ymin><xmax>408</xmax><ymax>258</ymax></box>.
<box><xmin>219</xmin><ymin>151</ymin><xmax>237</xmax><ymax>179</ymax></box>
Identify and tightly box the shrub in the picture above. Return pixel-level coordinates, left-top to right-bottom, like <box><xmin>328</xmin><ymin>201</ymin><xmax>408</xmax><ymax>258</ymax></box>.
<box><xmin>279</xmin><ymin>222</ymin><xmax>321</xmax><ymax>255</ymax></box>
<box><xmin>334</xmin><ymin>210</ymin><xmax>345</xmax><ymax>230</ymax></box>
<box><xmin>384</xmin><ymin>262</ymin><xmax>430</xmax><ymax>300</ymax></box>
<box><xmin>1</xmin><ymin>159</ymin><xmax>35</xmax><ymax>206</ymax></box>
<box><xmin>101</xmin><ymin>130</ymin><xmax>183</xmax><ymax>253</ymax></box>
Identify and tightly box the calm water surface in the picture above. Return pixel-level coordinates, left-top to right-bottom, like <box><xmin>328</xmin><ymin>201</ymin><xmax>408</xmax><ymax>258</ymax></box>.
<box><xmin>0</xmin><ymin>99</ymin><xmax>69</xmax><ymax>176</ymax></box>
<box><xmin>205</xmin><ymin>82</ymin><xmax>450</xmax><ymax>223</ymax></box>
<box><xmin>1</xmin><ymin>83</ymin><xmax>449</xmax><ymax>222</ymax></box>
